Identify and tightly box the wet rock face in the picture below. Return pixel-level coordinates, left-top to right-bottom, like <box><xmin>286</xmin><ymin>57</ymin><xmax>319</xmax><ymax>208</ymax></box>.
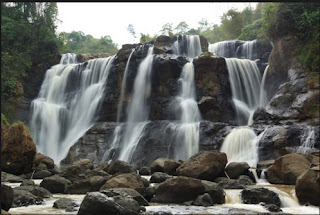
<box><xmin>1</xmin><ymin>184</ymin><xmax>14</xmax><ymax>211</ymax></box>
<box><xmin>39</xmin><ymin>175</ymin><xmax>71</xmax><ymax>194</ymax></box>
<box><xmin>12</xmin><ymin>190</ymin><xmax>43</xmax><ymax>207</ymax></box>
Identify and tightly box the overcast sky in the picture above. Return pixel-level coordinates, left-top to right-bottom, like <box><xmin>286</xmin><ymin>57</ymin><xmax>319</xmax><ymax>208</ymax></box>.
<box><xmin>57</xmin><ymin>2</ymin><xmax>257</xmax><ymax>48</ymax></box>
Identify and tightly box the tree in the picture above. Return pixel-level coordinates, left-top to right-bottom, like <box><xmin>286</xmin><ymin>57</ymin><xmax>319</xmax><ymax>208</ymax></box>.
<box><xmin>127</xmin><ymin>24</ymin><xmax>136</xmax><ymax>39</ymax></box>
<box><xmin>174</xmin><ymin>21</ymin><xmax>189</xmax><ymax>35</ymax></box>
<box><xmin>140</xmin><ymin>33</ymin><xmax>157</xmax><ymax>44</ymax></box>
<box><xmin>160</xmin><ymin>23</ymin><xmax>173</xmax><ymax>36</ymax></box>
<box><xmin>197</xmin><ymin>18</ymin><xmax>209</xmax><ymax>32</ymax></box>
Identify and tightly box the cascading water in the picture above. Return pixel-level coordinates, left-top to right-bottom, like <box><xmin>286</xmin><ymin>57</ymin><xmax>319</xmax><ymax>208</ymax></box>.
<box><xmin>173</xmin><ymin>62</ymin><xmax>201</xmax><ymax>160</ymax></box>
<box><xmin>173</xmin><ymin>35</ymin><xmax>202</xmax><ymax>60</ymax></box>
<box><xmin>30</xmin><ymin>54</ymin><xmax>115</xmax><ymax>164</ymax></box>
<box><xmin>117</xmin><ymin>46</ymin><xmax>154</xmax><ymax>162</ymax></box>
<box><xmin>208</xmin><ymin>40</ymin><xmax>237</xmax><ymax>58</ymax></box>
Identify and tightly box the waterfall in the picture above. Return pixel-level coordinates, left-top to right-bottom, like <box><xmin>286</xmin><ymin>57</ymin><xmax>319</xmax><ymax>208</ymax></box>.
<box><xmin>116</xmin><ymin>48</ymin><xmax>135</xmax><ymax>123</ymax></box>
<box><xmin>225</xmin><ymin>58</ymin><xmax>262</xmax><ymax>125</ymax></box>
<box><xmin>117</xmin><ymin>46</ymin><xmax>154</xmax><ymax>162</ymax></box>
<box><xmin>174</xmin><ymin>62</ymin><xmax>201</xmax><ymax>160</ymax></box>
<box><xmin>208</xmin><ymin>40</ymin><xmax>237</xmax><ymax>58</ymax></box>
<box><xmin>30</xmin><ymin>54</ymin><xmax>115</xmax><ymax>164</ymax></box>
<box><xmin>173</xmin><ymin>35</ymin><xmax>202</xmax><ymax>60</ymax></box>
<box><xmin>236</xmin><ymin>40</ymin><xmax>258</xmax><ymax>60</ymax></box>
<box><xmin>220</xmin><ymin>127</ymin><xmax>258</xmax><ymax>167</ymax></box>
<box><xmin>295</xmin><ymin>126</ymin><xmax>317</xmax><ymax>153</ymax></box>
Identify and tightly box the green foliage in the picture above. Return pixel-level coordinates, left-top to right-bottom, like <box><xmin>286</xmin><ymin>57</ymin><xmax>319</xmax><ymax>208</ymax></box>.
<box><xmin>174</xmin><ymin>21</ymin><xmax>189</xmax><ymax>35</ymax></box>
<box><xmin>1</xmin><ymin>113</ymin><xmax>9</xmax><ymax>126</ymax></box>
<box><xmin>140</xmin><ymin>33</ymin><xmax>157</xmax><ymax>44</ymax></box>
<box><xmin>61</xmin><ymin>31</ymin><xmax>118</xmax><ymax>55</ymax></box>
<box><xmin>1</xmin><ymin>2</ymin><xmax>64</xmax><ymax>120</ymax></box>
<box><xmin>238</xmin><ymin>18</ymin><xmax>263</xmax><ymax>41</ymax></box>
<box><xmin>160</xmin><ymin>23</ymin><xmax>174</xmax><ymax>36</ymax></box>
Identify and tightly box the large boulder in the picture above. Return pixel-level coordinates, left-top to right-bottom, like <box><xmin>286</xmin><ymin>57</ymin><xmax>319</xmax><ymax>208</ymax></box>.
<box><xmin>65</xmin><ymin>176</ymin><xmax>109</xmax><ymax>194</ymax></box>
<box><xmin>1</xmin><ymin>123</ymin><xmax>36</xmax><ymax>175</ymax></box>
<box><xmin>266</xmin><ymin>153</ymin><xmax>311</xmax><ymax>185</ymax></box>
<box><xmin>295</xmin><ymin>165</ymin><xmax>320</xmax><ymax>206</ymax></box>
<box><xmin>100</xmin><ymin>173</ymin><xmax>147</xmax><ymax>194</ymax></box>
<box><xmin>78</xmin><ymin>192</ymin><xmax>123</xmax><ymax>215</ymax></box>
<box><xmin>33</xmin><ymin>153</ymin><xmax>54</xmax><ymax>169</ymax></box>
<box><xmin>241</xmin><ymin>188</ymin><xmax>281</xmax><ymax>207</ymax></box>
<box><xmin>53</xmin><ymin>198</ymin><xmax>78</xmax><ymax>209</ymax></box>
<box><xmin>1</xmin><ymin>172</ymin><xmax>23</xmax><ymax>183</ymax></box>
<box><xmin>1</xmin><ymin>184</ymin><xmax>14</xmax><ymax>211</ymax></box>
<box><xmin>40</xmin><ymin>175</ymin><xmax>71</xmax><ymax>193</ymax></box>
<box><xmin>193</xmin><ymin>193</ymin><xmax>213</xmax><ymax>207</ymax></box>
<box><xmin>101</xmin><ymin>188</ymin><xmax>149</xmax><ymax>206</ymax></box>
<box><xmin>60</xmin><ymin>159</ymin><xmax>94</xmax><ymax>182</ymax></box>
<box><xmin>201</xmin><ymin>180</ymin><xmax>225</xmax><ymax>204</ymax></box>
<box><xmin>14</xmin><ymin>186</ymin><xmax>52</xmax><ymax>198</ymax></box>
<box><xmin>150</xmin><ymin>158</ymin><xmax>179</xmax><ymax>174</ymax></box>
<box><xmin>152</xmin><ymin>176</ymin><xmax>205</xmax><ymax>203</ymax></box>
<box><xmin>225</xmin><ymin>162</ymin><xmax>250</xmax><ymax>179</ymax></box>
<box><xmin>150</xmin><ymin>172</ymin><xmax>171</xmax><ymax>183</ymax></box>
<box><xmin>176</xmin><ymin>150</ymin><xmax>227</xmax><ymax>181</ymax></box>
<box><xmin>107</xmin><ymin>160</ymin><xmax>136</xmax><ymax>175</ymax></box>
<box><xmin>12</xmin><ymin>190</ymin><xmax>43</xmax><ymax>207</ymax></box>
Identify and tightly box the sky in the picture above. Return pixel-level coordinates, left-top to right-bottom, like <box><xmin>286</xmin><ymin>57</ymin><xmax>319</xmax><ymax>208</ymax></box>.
<box><xmin>57</xmin><ymin>2</ymin><xmax>257</xmax><ymax>48</ymax></box>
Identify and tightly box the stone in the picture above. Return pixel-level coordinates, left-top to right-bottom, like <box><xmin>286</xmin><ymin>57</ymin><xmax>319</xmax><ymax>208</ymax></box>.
<box><xmin>33</xmin><ymin>153</ymin><xmax>54</xmax><ymax>169</ymax></box>
<box><xmin>14</xmin><ymin>186</ymin><xmax>52</xmax><ymax>198</ymax></box>
<box><xmin>295</xmin><ymin>165</ymin><xmax>320</xmax><ymax>206</ymax></box>
<box><xmin>33</xmin><ymin>170</ymin><xmax>52</xmax><ymax>179</ymax></box>
<box><xmin>1</xmin><ymin>172</ymin><xmax>23</xmax><ymax>183</ymax></box>
<box><xmin>150</xmin><ymin>158</ymin><xmax>177</xmax><ymax>174</ymax></box>
<box><xmin>113</xmin><ymin>196</ymin><xmax>140</xmax><ymax>215</ymax></box>
<box><xmin>12</xmin><ymin>190</ymin><xmax>43</xmax><ymax>207</ymax></box>
<box><xmin>267</xmin><ymin>153</ymin><xmax>311</xmax><ymax>185</ymax></box>
<box><xmin>1</xmin><ymin>123</ymin><xmax>36</xmax><ymax>175</ymax></box>
<box><xmin>225</xmin><ymin>162</ymin><xmax>250</xmax><ymax>179</ymax></box>
<box><xmin>40</xmin><ymin>175</ymin><xmax>71</xmax><ymax>193</ymax></box>
<box><xmin>176</xmin><ymin>150</ymin><xmax>227</xmax><ymax>181</ymax></box>
<box><xmin>1</xmin><ymin>184</ymin><xmax>14</xmax><ymax>211</ymax></box>
<box><xmin>152</xmin><ymin>176</ymin><xmax>205</xmax><ymax>203</ymax></box>
<box><xmin>144</xmin><ymin>186</ymin><xmax>155</xmax><ymax>202</ymax></box>
<box><xmin>95</xmin><ymin>162</ymin><xmax>110</xmax><ymax>172</ymax></box>
<box><xmin>139</xmin><ymin>166</ymin><xmax>151</xmax><ymax>175</ymax></box>
<box><xmin>150</xmin><ymin>172</ymin><xmax>171</xmax><ymax>183</ymax></box>
<box><xmin>263</xmin><ymin>204</ymin><xmax>282</xmax><ymax>212</ymax></box>
<box><xmin>193</xmin><ymin>193</ymin><xmax>213</xmax><ymax>207</ymax></box>
<box><xmin>217</xmin><ymin>178</ymin><xmax>246</xmax><ymax>189</ymax></box>
<box><xmin>53</xmin><ymin>198</ymin><xmax>78</xmax><ymax>209</ymax></box>
<box><xmin>241</xmin><ymin>188</ymin><xmax>281</xmax><ymax>207</ymax></box>
<box><xmin>60</xmin><ymin>159</ymin><xmax>94</xmax><ymax>182</ymax></box>
<box><xmin>201</xmin><ymin>180</ymin><xmax>225</xmax><ymax>204</ymax></box>
<box><xmin>20</xmin><ymin>179</ymin><xmax>35</xmax><ymax>186</ymax></box>
<box><xmin>238</xmin><ymin>175</ymin><xmax>254</xmax><ymax>186</ymax></box>
<box><xmin>65</xmin><ymin>176</ymin><xmax>109</xmax><ymax>194</ymax></box>
<box><xmin>101</xmin><ymin>187</ymin><xmax>149</xmax><ymax>206</ymax></box>
<box><xmin>257</xmin><ymin>160</ymin><xmax>275</xmax><ymax>177</ymax></box>
<box><xmin>78</xmin><ymin>192</ymin><xmax>123</xmax><ymax>215</ymax></box>
<box><xmin>107</xmin><ymin>160</ymin><xmax>136</xmax><ymax>175</ymax></box>
<box><xmin>100</xmin><ymin>173</ymin><xmax>147</xmax><ymax>194</ymax></box>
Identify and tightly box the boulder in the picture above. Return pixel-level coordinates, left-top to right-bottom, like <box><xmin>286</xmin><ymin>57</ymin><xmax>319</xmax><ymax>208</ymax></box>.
<box><xmin>112</xmin><ymin>196</ymin><xmax>141</xmax><ymax>215</ymax></box>
<box><xmin>78</xmin><ymin>192</ymin><xmax>123</xmax><ymax>215</ymax></box>
<box><xmin>238</xmin><ymin>175</ymin><xmax>254</xmax><ymax>186</ymax></box>
<box><xmin>266</xmin><ymin>153</ymin><xmax>311</xmax><ymax>184</ymax></box>
<box><xmin>139</xmin><ymin>166</ymin><xmax>151</xmax><ymax>175</ymax></box>
<box><xmin>12</xmin><ymin>190</ymin><xmax>43</xmax><ymax>207</ymax></box>
<box><xmin>150</xmin><ymin>172</ymin><xmax>171</xmax><ymax>183</ymax></box>
<box><xmin>14</xmin><ymin>186</ymin><xmax>52</xmax><ymax>198</ymax></box>
<box><xmin>144</xmin><ymin>186</ymin><xmax>155</xmax><ymax>202</ymax></box>
<box><xmin>201</xmin><ymin>180</ymin><xmax>225</xmax><ymax>204</ymax></box>
<box><xmin>33</xmin><ymin>153</ymin><xmax>54</xmax><ymax>169</ymax></box>
<box><xmin>176</xmin><ymin>150</ymin><xmax>227</xmax><ymax>181</ymax></box>
<box><xmin>152</xmin><ymin>176</ymin><xmax>205</xmax><ymax>203</ymax></box>
<box><xmin>295</xmin><ymin>165</ymin><xmax>320</xmax><ymax>206</ymax></box>
<box><xmin>193</xmin><ymin>193</ymin><xmax>213</xmax><ymax>207</ymax></box>
<box><xmin>150</xmin><ymin>158</ymin><xmax>179</xmax><ymax>174</ymax></box>
<box><xmin>1</xmin><ymin>172</ymin><xmax>23</xmax><ymax>183</ymax></box>
<box><xmin>101</xmin><ymin>188</ymin><xmax>149</xmax><ymax>206</ymax></box>
<box><xmin>20</xmin><ymin>179</ymin><xmax>35</xmax><ymax>186</ymax></box>
<box><xmin>33</xmin><ymin>170</ymin><xmax>52</xmax><ymax>179</ymax></box>
<box><xmin>217</xmin><ymin>178</ymin><xmax>246</xmax><ymax>189</ymax></box>
<box><xmin>100</xmin><ymin>173</ymin><xmax>147</xmax><ymax>194</ymax></box>
<box><xmin>225</xmin><ymin>162</ymin><xmax>250</xmax><ymax>179</ymax></box>
<box><xmin>65</xmin><ymin>176</ymin><xmax>109</xmax><ymax>194</ymax></box>
<box><xmin>95</xmin><ymin>162</ymin><xmax>110</xmax><ymax>172</ymax></box>
<box><xmin>1</xmin><ymin>184</ymin><xmax>14</xmax><ymax>211</ymax></box>
<box><xmin>1</xmin><ymin>123</ymin><xmax>36</xmax><ymax>175</ymax></box>
<box><xmin>241</xmin><ymin>188</ymin><xmax>281</xmax><ymax>207</ymax></box>
<box><xmin>40</xmin><ymin>175</ymin><xmax>71</xmax><ymax>193</ymax></box>
<box><xmin>257</xmin><ymin>160</ymin><xmax>275</xmax><ymax>178</ymax></box>
<box><xmin>53</xmin><ymin>198</ymin><xmax>78</xmax><ymax>209</ymax></box>
<box><xmin>60</xmin><ymin>159</ymin><xmax>94</xmax><ymax>182</ymax></box>
<box><xmin>107</xmin><ymin>160</ymin><xmax>136</xmax><ymax>175</ymax></box>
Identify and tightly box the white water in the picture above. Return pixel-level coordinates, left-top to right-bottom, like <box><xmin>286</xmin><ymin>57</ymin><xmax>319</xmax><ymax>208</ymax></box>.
<box><xmin>295</xmin><ymin>126</ymin><xmax>317</xmax><ymax>153</ymax></box>
<box><xmin>237</xmin><ymin>40</ymin><xmax>258</xmax><ymax>60</ymax></box>
<box><xmin>60</xmin><ymin>53</ymin><xmax>77</xmax><ymax>64</ymax></box>
<box><xmin>116</xmin><ymin>48</ymin><xmax>135</xmax><ymax>123</ymax></box>
<box><xmin>173</xmin><ymin>63</ymin><xmax>201</xmax><ymax>160</ymax></box>
<box><xmin>173</xmin><ymin>35</ymin><xmax>202</xmax><ymax>60</ymax></box>
<box><xmin>208</xmin><ymin>41</ymin><xmax>237</xmax><ymax>58</ymax></box>
<box><xmin>30</xmin><ymin>54</ymin><xmax>115</xmax><ymax>164</ymax></box>
<box><xmin>117</xmin><ymin>47</ymin><xmax>154</xmax><ymax>162</ymax></box>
